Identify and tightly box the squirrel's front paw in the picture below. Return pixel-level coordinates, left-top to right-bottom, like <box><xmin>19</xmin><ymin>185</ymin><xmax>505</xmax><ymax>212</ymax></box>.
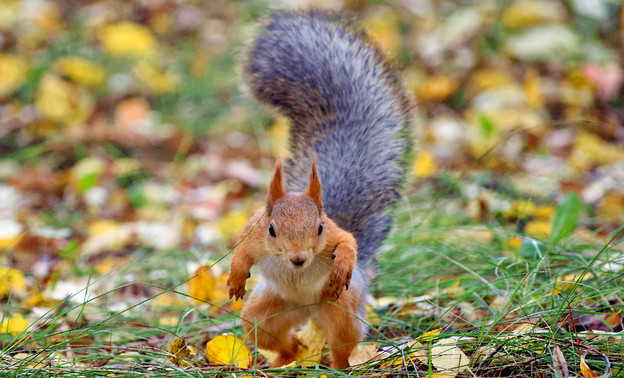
<box><xmin>322</xmin><ymin>266</ymin><xmax>352</xmax><ymax>301</ymax></box>
<box><xmin>226</xmin><ymin>273</ymin><xmax>247</xmax><ymax>300</ymax></box>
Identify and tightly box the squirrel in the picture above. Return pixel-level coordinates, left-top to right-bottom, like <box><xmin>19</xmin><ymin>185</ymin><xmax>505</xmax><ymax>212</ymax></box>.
<box><xmin>226</xmin><ymin>11</ymin><xmax>409</xmax><ymax>369</ymax></box>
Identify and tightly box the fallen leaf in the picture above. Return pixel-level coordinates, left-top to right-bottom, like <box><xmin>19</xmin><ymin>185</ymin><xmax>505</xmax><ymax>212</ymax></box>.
<box><xmin>348</xmin><ymin>342</ymin><xmax>380</xmax><ymax>366</ymax></box>
<box><xmin>53</xmin><ymin>56</ymin><xmax>106</xmax><ymax>89</ymax></box>
<box><xmin>0</xmin><ymin>219</ymin><xmax>24</xmax><ymax>250</ymax></box>
<box><xmin>98</xmin><ymin>22</ymin><xmax>156</xmax><ymax>59</ymax></box>
<box><xmin>0</xmin><ymin>266</ymin><xmax>26</xmax><ymax>297</ymax></box>
<box><xmin>188</xmin><ymin>266</ymin><xmax>217</xmax><ymax>303</ymax></box>
<box><xmin>0</xmin><ymin>54</ymin><xmax>28</xmax><ymax>98</ymax></box>
<box><xmin>292</xmin><ymin>320</ymin><xmax>326</xmax><ymax>367</ymax></box>
<box><xmin>134</xmin><ymin>61</ymin><xmax>179</xmax><ymax>94</ymax></box>
<box><xmin>168</xmin><ymin>337</ymin><xmax>199</xmax><ymax>367</ymax></box>
<box><xmin>551</xmin><ymin>345</ymin><xmax>568</xmax><ymax>378</ymax></box>
<box><xmin>554</xmin><ymin>272</ymin><xmax>594</xmax><ymax>295</ymax></box>
<box><xmin>524</xmin><ymin>220</ymin><xmax>552</xmax><ymax>238</ymax></box>
<box><xmin>34</xmin><ymin>74</ymin><xmax>94</xmax><ymax>126</ymax></box>
<box><xmin>524</xmin><ymin>68</ymin><xmax>543</xmax><ymax>109</ymax></box>
<box><xmin>413</xmin><ymin>76</ymin><xmax>459</xmax><ymax>102</ymax></box>
<box><xmin>0</xmin><ymin>316</ymin><xmax>29</xmax><ymax>335</ymax></box>
<box><xmin>82</xmin><ymin>220</ymin><xmax>134</xmax><ymax>256</ymax></box>
<box><xmin>217</xmin><ymin>211</ymin><xmax>250</xmax><ymax>240</ymax></box>
<box><xmin>412</xmin><ymin>150</ymin><xmax>437</xmax><ymax>179</ymax></box>
<box><xmin>570</xmin><ymin>131</ymin><xmax>624</xmax><ymax>172</ymax></box>
<box><xmin>267</xmin><ymin>116</ymin><xmax>291</xmax><ymax>159</ymax></box>
<box><xmin>580</xmin><ymin>354</ymin><xmax>598</xmax><ymax>378</ymax></box>
<box><xmin>420</xmin><ymin>328</ymin><xmax>442</xmax><ymax>342</ymax></box>
<box><xmin>260</xmin><ymin>320</ymin><xmax>326</xmax><ymax>368</ymax></box>
<box><xmin>501</xmin><ymin>0</ymin><xmax>565</xmax><ymax>30</ymax></box>
<box><xmin>505</xmin><ymin>25</ymin><xmax>580</xmax><ymax>61</ymax></box>
<box><xmin>205</xmin><ymin>334</ymin><xmax>251</xmax><ymax>368</ymax></box>
<box><xmin>430</xmin><ymin>337</ymin><xmax>470</xmax><ymax>376</ymax></box>
<box><xmin>361</xmin><ymin>9</ymin><xmax>400</xmax><ymax>56</ymax></box>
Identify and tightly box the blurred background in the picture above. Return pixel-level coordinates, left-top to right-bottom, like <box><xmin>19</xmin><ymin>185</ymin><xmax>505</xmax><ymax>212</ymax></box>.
<box><xmin>0</xmin><ymin>0</ymin><xmax>623</xmax><ymax>357</ymax></box>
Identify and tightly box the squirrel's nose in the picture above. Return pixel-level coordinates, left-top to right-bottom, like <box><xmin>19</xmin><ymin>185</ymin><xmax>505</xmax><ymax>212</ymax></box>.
<box><xmin>290</xmin><ymin>256</ymin><xmax>306</xmax><ymax>267</ymax></box>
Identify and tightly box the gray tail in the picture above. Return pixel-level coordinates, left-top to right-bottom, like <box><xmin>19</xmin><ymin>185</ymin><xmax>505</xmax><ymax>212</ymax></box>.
<box><xmin>245</xmin><ymin>11</ymin><xmax>409</xmax><ymax>268</ymax></box>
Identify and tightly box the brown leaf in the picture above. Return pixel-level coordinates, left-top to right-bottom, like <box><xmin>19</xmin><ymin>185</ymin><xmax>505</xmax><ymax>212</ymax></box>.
<box><xmin>551</xmin><ymin>345</ymin><xmax>568</xmax><ymax>378</ymax></box>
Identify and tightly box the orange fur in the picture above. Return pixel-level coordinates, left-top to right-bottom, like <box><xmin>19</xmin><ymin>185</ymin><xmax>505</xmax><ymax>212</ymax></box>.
<box><xmin>227</xmin><ymin>161</ymin><xmax>361</xmax><ymax>368</ymax></box>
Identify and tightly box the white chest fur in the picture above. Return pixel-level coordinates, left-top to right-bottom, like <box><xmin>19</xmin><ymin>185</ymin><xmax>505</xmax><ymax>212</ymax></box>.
<box><xmin>255</xmin><ymin>255</ymin><xmax>331</xmax><ymax>304</ymax></box>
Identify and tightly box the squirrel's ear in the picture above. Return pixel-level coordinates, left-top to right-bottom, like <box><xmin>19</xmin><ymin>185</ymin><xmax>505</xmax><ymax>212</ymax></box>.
<box><xmin>267</xmin><ymin>160</ymin><xmax>285</xmax><ymax>214</ymax></box>
<box><xmin>306</xmin><ymin>158</ymin><xmax>323</xmax><ymax>213</ymax></box>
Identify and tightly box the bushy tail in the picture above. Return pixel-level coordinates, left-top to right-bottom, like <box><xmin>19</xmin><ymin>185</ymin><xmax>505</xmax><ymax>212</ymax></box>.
<box><xmin>245</xmin><ymin>11</ymin><xmax>409</xmax><ymax>267</ymax></box>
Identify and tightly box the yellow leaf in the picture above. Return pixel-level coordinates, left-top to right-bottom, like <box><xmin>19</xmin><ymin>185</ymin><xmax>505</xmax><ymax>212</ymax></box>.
<box><xmin>159</xmin><ymin>316</ymin><xmax>179</xmax><ymax>327</ymax></box>
<box><xmin>0</xmin><ymin>219</ymin><xmax>23</xmax><ymax>250</ymax></box>
<box><xmin>524</xmin><ymin>68</ymin><xmax>543</xmax><ymax>109</ymax></box>
<box><xmin>293</xmin><ymin>320</ymin><xmax>326</xmax><ymax>367</ymax></box>
<box><xmin>504</xmin><ymin>199</ymin><xmax>536</xmax><ymax>218</ymax></box>
<box><xmin>134</xmin><ymin>61</ymin><xmax>178</xmax><ymax>94</ymax></box>
<box><xmin>442</xmin><ymin>280</ymin><xmax>464</xmax><ymax>298</ymax></box>
<box><xmin>34</xmin><ymin>74</ymin><xmax>94</xmax><ymax>126</ymax></box>
<box><xmin>94</xmin><ymin>257</ymin><xmax>130</xmax><ymax>275</ymax></box>
<box><xmin>151</xmin><ymin>292</ymin><xmax>186</xmax><ymax>308</ymax></box>
<box><xmin>267</xmin><ymin>116</ymin><xmax>292</xmax><ymax>159</ymax></box>
<box><xmin>217</xmin><ymin>211</ymin><xmax>250</xmax><ymax>240</ymax></box>
<box><xmin>361</xmin><ymin>9</ymin><xmax>400</xmax><ymax>56</ymax></box>
<box><xmin>407</xmin><ymin>340</ymin><xmax>429</xmax><ymax>363</ymax></box>
<box><xmin>430</xmin><ymin>338</ymin><xmax>469</xmax><ymax>376</ymax></box>
<box><xmin>0</xmin><ymin>266</ymin><xmax>26</xmax><ymax>297</ymax></box>
<box><xmin>168</xmin><ymin>337</ymin><xmax>199</xmax><ymax>367</ymax></box>
<box><xmin>534</xmin><ymin>205</ymin><xmax>555</xmax><ymax>220</ymax></box>
<box><xmin>570</xmin><ymin>131</ymin><xmax>624</xmax><ymax>172</ymax></box>
<box><xmin>88</xmin><ymin>220</ymin><xmax>119</xmax><ymax>237</ymax></box>
<box><xmin>468</xmin><ymin>69</ymin><xmax>512</xmax><ymax>93</ymax></box>
<box><xmin>419</xmin><ymin>328</ymin><xmax>442</xmax><ymax>342</ymax></box>
<box><xmin>501</xmin><ymin>0</ymin><xmax>565</xmax><ymax>30</ymax></box>
<box><xmin>506</xmin><ymin>236</ymin><xmax>522</xmax><ymax>249</ymax></box>
<box><xmin>413</xmin><ymin>76</ymin><xmax>459</xmax><ymax>102</ymax></box>
<box><xmin>1</xmin><ymin>316</ymin><xmax>29</xmax><ymax>335</ymax></box>
<box><xmin>99</xmin><ymin>22</ymin><xmax>156</xmax><ymax>59</ymax></box>
<box><xmin>554</xmin><ymin>273</ymin><xmax>594</xmax><ymax>295</ymax></box>
<box><xmin>580</xmin><ymin>354</ymin><xmax>598</xmax><ymax>378</ymax></box>
<box><xmin>205</xmin><ymin>334</ymin><xmax>251</xmax><ymax>368</ymax></box>
<box><xmin>54</xmin><ymin>57</ymin><xmax>106</xmax><ymax>89</ymax></box>
<box><xmin>596</xmin><ymin>191</ymin><xmax>624</xmax><ymax>224</ymax></box>
<box><xmin>259</xmin><ymin>320</ymin><xmax>326</xmax><ymax>368</ymax></box>
<box><xmin>188</xmin><ymin>266</ymin><xmax>217</xmax><ymax>303</ymax></box>
<box><xmin>83</xmin><ymin>220</ymin><xmax>133</xmax><ymax>255</ymax></box>
<box><xmin>380</xmin><ymin>339</ymin><xmax>427</xmax><ymax>370</ymax></box>
<box><xmin>524</xmin><ymin>220</ymin><xmax>552</xmax><ymax>238</ymax></box>
<box><xmin>0</xmin><ymin>54</ymin><xmax>28</xmax><ymax>98</ymax></box>
<box><xmin>21</xmin><ymin>292</ymin><xmax>59</xmax><ymax>308</ymax></box>
<box><xmin>412</xmin><ymin>150</ymin><xmax>437</xmax><ymax>179</ymax></box>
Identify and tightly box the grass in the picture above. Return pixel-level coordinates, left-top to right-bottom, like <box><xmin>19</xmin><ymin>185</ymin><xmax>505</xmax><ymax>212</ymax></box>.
<box><xmin>2</xmin><ymin>173</ymin><xmax>623</xmax><ymax>377</ymax></box>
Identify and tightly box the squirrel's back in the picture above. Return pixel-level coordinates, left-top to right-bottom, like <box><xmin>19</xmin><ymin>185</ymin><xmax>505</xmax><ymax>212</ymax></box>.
<box><xmin>245</xmin><ymin>11</ymin><xmax>409</xmax><ymax>267</ymax></box>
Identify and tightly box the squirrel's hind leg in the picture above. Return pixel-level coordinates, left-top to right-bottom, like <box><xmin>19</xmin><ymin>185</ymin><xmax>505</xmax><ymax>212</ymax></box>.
<box><xmin>240</xmin><ymin>290</ymin><xmax>307</xmax><ymax>367</ymax></box>
<box><xmin>312</xmin><ymin>289</ymin><xmax>366</xmax><ymax>368</ymax></box>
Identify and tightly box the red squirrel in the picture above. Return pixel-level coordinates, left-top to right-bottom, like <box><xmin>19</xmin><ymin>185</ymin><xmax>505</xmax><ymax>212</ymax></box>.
<box><xmin>227</xmin><ymin>11</ymin><xmax>409</xmax><ymax>368</ymax></box>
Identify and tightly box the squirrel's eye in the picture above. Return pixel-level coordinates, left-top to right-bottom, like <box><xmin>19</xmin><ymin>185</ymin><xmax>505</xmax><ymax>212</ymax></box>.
<box><xmin>269</xmin><ymin>224</ymin><xmax>276</xmax><ymax>238</ymax></box>
<box><xmin>318</xmin><ymin>223</ymin><xmax>323</xmax><ymax>236</ymax></box>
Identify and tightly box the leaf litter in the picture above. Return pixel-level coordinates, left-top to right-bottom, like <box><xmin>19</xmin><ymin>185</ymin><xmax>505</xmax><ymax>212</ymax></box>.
<box><xmin>1</xmin><ymin>0</ymin><xmax>623</xmax><ymax>376</ymax></box>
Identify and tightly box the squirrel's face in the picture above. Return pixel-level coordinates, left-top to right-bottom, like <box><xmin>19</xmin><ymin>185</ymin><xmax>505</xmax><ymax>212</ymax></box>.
<box><xmin>265</xmin><ymin>193</ymin><xmax>327</xmax><ymax>269</ymax></box>
<box><xmin>264</xmin><ymin>159</ymin><xmax>327</xmax><ymax>270</ymax></box>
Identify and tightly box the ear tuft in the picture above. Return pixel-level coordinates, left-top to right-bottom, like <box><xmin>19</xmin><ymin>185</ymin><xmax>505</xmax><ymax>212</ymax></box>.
<box><xmin>267</xmin><ymin>160</ymin><xmax>285</xmax><ymax>214</ymax></box>
<box><xmin>306</xmin><ymin>158</ymin><xmax>323</xmax><ymax>213</ymax></box>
